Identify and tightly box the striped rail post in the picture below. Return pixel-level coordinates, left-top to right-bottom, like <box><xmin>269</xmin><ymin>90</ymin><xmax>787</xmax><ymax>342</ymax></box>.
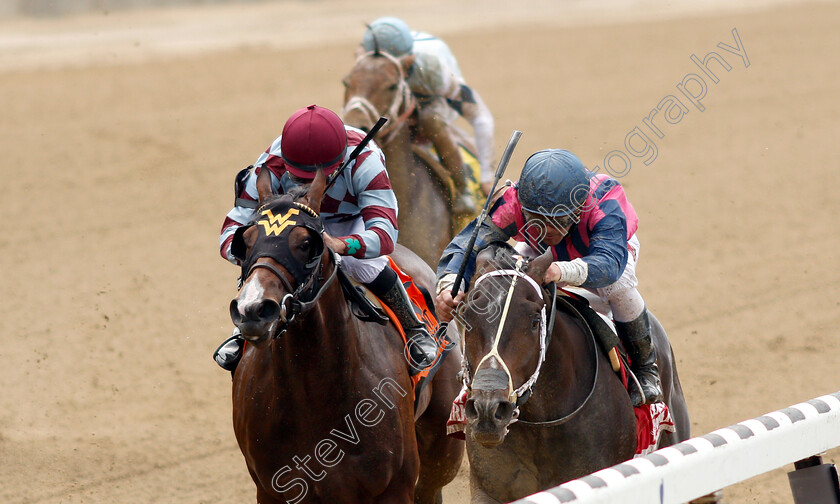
<box><xmin>511</xmin><ymin>391</ymin><xmax>840</xmax><ymax>504</ymax></box>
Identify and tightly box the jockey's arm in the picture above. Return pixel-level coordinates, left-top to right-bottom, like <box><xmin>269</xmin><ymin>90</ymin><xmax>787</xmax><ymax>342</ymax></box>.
<box><xmin>434</xmin><ymin>214</ymin><xmax>510</xmax><ymax>321</ymax></box>
<box><xmin>546</xmin><ymin>211</ymin><xmax>629</xmax><ymax>289</ymax></box>
<box><xmin>337</xmin><ymin>154</ymin><xmax>399</xmax><ymax>259</ymax></box>
<box><xmin>421</xmin><ymin>51</ymin><xmax>495</xmax><ymax>191</ymax></box>
<box><xmin>451</xmin><ymin>85</ymin><xmax>495</xmax><ymax>190</ymax></box>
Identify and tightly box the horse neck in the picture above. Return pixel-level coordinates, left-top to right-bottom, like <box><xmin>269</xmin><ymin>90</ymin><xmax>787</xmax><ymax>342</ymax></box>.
<box><xmin>270</xmin><ymin>264</ymin><xmax>359</xmax><ymax>380</ymax></box>
<box><xmin>522</xmin><ymin>314</ymin><xmax>598</xmax><ymax>417</ymax></box>
<box><xmin>379</xmin><ymin>126</ymin><xmax>415</xmax><ymax>202</ymax></box>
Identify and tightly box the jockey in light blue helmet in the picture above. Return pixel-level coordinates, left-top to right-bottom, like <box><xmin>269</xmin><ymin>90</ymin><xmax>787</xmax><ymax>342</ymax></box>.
<box><xmin>361</xmin><ymin>17</ymin><xmax>414</xmax><ymax>57</ymax></box>
<box><xmin>357</xmin><ymin>16</ymin><xmax>490</xmax><ymax>217</ymax></box>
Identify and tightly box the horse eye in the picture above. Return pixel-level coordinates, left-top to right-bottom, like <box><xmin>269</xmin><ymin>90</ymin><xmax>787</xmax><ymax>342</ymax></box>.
<box><xmin>299</xmin><ymin>239</ymin><xmax>311</xmax><ymax>252</ymax></box>
<box><xmin>531</xmin><ymin>315</ymin><xmax>540</xmax><ymax>329</ymax></box>
<box><xmin>388</xmin><ymin>84</ymin><xmax>398</xmax><ymax>92</ymax></box>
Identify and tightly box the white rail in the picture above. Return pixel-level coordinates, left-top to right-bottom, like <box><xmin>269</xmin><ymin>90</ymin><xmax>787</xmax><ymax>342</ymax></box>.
<box><xmin>512</xmin><ymin>391</ymin><xmax>840</xmax><ymax>504</ymax></box>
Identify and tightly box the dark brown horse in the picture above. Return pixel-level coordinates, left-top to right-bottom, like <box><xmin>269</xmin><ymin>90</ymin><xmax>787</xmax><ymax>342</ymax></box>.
<box><xmin>342</xmin><ymin>51</ymin><xmax>477</xmax><ymax>268</ymax></box>
<box><xmin>457</xmin><ymin>244</ymin><xmax>697</xmax><ymax>503</ymax></box>
<box><xmin>228</xmin><ymin>169</ymin><xmax>464</xmax><ymax>504</ymax></box>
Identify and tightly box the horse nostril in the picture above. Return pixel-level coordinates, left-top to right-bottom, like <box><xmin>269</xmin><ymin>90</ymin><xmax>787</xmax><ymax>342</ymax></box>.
<box><xmin>465</xmin><ymin>398</ymin><xmax>478</xmax><ymax>420</ymax></box>
<box><xmin>257</xmin><ymin>300</ymin><xmax>281</xmax><ymax>321</ymax></box>
<box><xmin>229</xmin><ymin>300</ymin><xmax>242</xmax><ymax>325</ymax></box>
<box><xmin>494</xmin><ymin>401</ymin><xmax>515</xmax><ymax>422</ymax></box>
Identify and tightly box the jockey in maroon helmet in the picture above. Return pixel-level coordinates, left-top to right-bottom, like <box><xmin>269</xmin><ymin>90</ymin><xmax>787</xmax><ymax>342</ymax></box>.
<box><xmin>215</xmin><ymin>105</ymin><xmax>439</xmax><ymax>376</ymax></box>
<box><xmin>435</xmin><ymin>149</ymin><xmax>663</xmax><ymax>406</ymax></box>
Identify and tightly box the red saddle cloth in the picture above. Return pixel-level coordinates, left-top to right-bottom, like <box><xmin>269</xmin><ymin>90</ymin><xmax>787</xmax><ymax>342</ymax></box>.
<box><xmin>380</xmin><ymin>257</ymin><xmax>443</xmax><ymax>391</ymax></box>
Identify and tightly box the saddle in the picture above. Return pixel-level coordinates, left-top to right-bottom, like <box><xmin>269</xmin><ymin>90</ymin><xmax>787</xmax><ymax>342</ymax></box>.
<box><xmin>336</xmin><ymin>268</ymin><xmax>390</xmax><ymax>324</ymax></box>
<box><xmin>337</xmin><ymin>257</ymin><xmax>451</xmax><ymax>399</ymax></box>
<box><xmin>553</xmin><ymin>289</ymin><xmax>624</xmax><ymax>373</ymax></box>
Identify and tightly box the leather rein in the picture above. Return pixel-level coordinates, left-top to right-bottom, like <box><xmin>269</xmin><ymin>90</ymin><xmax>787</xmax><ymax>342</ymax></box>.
<box><xmin>245</xmin><ymin>250</ymin><xmax>341</xmax><ymax>340</ymax></box>
<box><xmin>463</xmin><ymin>258</ymin><xmax>599</xmax><ymax>427</ymax></box>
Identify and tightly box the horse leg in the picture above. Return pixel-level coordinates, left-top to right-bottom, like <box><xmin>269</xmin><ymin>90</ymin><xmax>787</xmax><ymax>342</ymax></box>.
<box><xmin>414</xmin><ymin>353</ymin><xmax>465</xmax><ymax>504</ymax></box>
<box><xmin>469</xmin><ymin>473</ymin><xmax>503</xmax><ymax>504</ymax></box>
<box><xmin>648</xmin><ymin>312</ymin><xmax>692</xmax><ymax>444</ymax></box>
<box><xmin>415</xmin><ymin>411</ymin><xmax>464</xmax><ymax>504</ymax></box>
<box><xmin>255</xmin><ymin>487</ymin><xmax>283</xmax><ymax>504</ymax></box>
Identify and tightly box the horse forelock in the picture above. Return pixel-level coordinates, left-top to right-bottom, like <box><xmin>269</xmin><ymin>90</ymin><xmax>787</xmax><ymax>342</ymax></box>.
<box><xmin>476</xmin><ymin>242</ymin><xmax>519</xmax><ymax>274</ymax></box>
<box><xmin>252</xmin><ymin>186</ymin><xmax>311</xmax><ymax>223</ymax></box>
<box><xmin>354</xmin><ymin>51</ymin><xmax>403</xmax><ymax>77</ymax></box>
<box><xmin>482</xmin><ymin>243</ymin><xmax>548</xmax><ymax>277</ymax></box>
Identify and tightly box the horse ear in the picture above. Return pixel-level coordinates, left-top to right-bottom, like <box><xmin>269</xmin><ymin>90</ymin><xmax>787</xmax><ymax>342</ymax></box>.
<box><xmin>400</xmin><ymin>54</ymin><xmax>415</xmax><ymax>74</ymax></box>
<box><xmin>527</xmin><ymin>248</ymin><xmax>555</xmax><ymax>285</ymax></box>
<box><xmin>256</xmin><ymin>167</ymin><xmax>274</xmax><ymax>203</ymax></box>
<box><xmin>474</xmin><ymin>246</ymin><xmax>498</xmax><ymax>278</ymax></box>
<box><xmin>306</xmin><ymin>168</ymin><xmax>326</xmax><ymax>214</ymax></box>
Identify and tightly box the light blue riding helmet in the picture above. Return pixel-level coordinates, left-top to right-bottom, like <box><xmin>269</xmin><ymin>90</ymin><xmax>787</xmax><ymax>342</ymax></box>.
<box><xmin>518</xmin><ymin>149</ymin><xmax>591</xmax><ymax>217</ymax></box>
<box><xmin>362</xmin><ymin>17</ymin><xmax>414</xmax><ymax>57</ymax></box>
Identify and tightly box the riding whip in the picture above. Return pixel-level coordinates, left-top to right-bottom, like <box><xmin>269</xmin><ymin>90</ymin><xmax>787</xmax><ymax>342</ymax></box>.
<box><xmin>450</xmin><ymin>129</ymin><xmax>523</xmax><ymax>298</ymax></box>
<box><xmin>325</xmin><ymin>116</ymin><xmax>388</xmax><ymax>192</ymax></box>
<box><xmin>422</xmin><ymin>130</ymin><xmax>522</xmax><ymax>397</ymax></box>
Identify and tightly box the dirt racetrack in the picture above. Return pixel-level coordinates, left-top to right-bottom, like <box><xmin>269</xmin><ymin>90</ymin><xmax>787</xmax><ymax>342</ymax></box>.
<box><xmin>1</xmin><ymin>1</ymin><xmax>839</xmax><ymax>503</ymax></box>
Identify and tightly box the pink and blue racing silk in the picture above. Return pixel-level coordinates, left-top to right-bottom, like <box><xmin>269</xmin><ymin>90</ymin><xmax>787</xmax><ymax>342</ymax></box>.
<box><xmin>436</xmin><ymin>172</ymin><xmax>639</xmax><ymax>290</ymax></box>
<box><xmin>220</xmin><ymin>126</ymin><xmax>398</xmax><ymax>265</ymax></box>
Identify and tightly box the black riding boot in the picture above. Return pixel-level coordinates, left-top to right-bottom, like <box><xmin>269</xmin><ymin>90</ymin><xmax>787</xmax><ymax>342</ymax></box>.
<box><xmin>367</xmin><ymin>267</ymin><xmax>439</xmax><ymax>376</ymax></box>
<box><xmin>213</xmin><ymin>327</ymin><xmax>243</xmax><ymax>375</ymax></box>
<box><xmin>615</xmin><ymin>309</ymin><xmax>664</xmax><ymax>406</ymax></box>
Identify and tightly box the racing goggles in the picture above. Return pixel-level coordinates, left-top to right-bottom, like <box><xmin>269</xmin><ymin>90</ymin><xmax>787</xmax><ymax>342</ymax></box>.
<box><xmin>522</xmin><ymin>209</ymin><xmax>579</xmax><ymax>233</ymax></box>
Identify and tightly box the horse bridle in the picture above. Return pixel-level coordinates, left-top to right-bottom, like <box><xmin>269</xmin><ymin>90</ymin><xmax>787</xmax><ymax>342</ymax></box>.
<box><xmin>342</xmin><ymin>51</ymin><xmax>416</xmax><ymax>145</ymax></box>
<box><xmin>463</xmin><ymin>257</ymin><xmax>548</xmax><ymax>411</ymax></box>
<box><xmin>243</xmin><ymin>245</ymin><xmax>341</xmax><ymax>341</ymax></box>
<box><xmin>462</xmin><ymin>257</ymin><xmax>598</xmax><ymax>427</ymax></box>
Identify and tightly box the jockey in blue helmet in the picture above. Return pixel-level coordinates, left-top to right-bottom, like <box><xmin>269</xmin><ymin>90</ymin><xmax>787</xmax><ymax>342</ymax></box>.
<box><xmin>435</xmin><ymin>149</ymin><xmax>664</xmax><ymax>406</ymax></box>
<box><xmin>359</xmin><ymin>17</ymin><xmax>496</xmax><ymax>216</ymax></box>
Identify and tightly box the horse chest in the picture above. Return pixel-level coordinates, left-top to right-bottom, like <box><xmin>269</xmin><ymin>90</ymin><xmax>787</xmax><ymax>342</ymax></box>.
<box><xmin>243</xmin><ymin>384</ymin><xmax>417</xmax><ymax>503</ymax></box>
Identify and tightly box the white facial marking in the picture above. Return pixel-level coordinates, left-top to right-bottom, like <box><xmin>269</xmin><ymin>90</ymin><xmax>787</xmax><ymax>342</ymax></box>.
<box><xmin>238</xmin><ymin>276</ymin><xmax>266</xmax><ymax>313</ymax></box>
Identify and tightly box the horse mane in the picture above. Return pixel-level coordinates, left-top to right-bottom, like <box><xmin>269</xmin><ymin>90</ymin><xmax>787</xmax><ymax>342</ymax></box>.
<box><xmin>479</xmin><ymin>241</ymin><xmax>544</xmax><ymax>274</ymax></box>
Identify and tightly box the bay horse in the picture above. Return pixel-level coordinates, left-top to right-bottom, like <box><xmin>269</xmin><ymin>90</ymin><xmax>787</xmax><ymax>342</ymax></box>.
<box><xmin>342</xmin><ymin>50</ymin><xmax>477</xmax><ymax>268</ymax></box>
<box><xmin>228</xmin><ymin>168</ymin><xmax>464</xmax><ymax>504</ymax></box>
<box><xmin>456</xmin><ymin>243</ymin><xmax>713</xmax><ymax>503</ymax></box>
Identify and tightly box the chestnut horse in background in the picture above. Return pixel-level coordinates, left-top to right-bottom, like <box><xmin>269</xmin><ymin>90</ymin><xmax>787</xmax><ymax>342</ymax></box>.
<box><xmin>342</xmin><ymin>50</ymin><xmax>477</xmax><ymax>268</ymax></box>
<box><xmin>228</xmin><ymin>169</ymin><xmax>463</xmax><ymax>503</ymax></box>
<box><xmin>456</xmin><ymin>244</ymin><xmax>713</xmax><ymax>504</ymax></box>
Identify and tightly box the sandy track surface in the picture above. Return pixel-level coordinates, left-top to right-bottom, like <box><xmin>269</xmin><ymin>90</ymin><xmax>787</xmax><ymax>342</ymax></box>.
<box><xmin>1</xmin><ymin>1</ymin><xmax>838</xmax><ymax>503</ymax></box>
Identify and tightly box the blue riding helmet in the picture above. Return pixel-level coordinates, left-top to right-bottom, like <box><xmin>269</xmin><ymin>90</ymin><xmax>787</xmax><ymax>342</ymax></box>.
<box><xmin>362</xmin><ymin>17</ymin><xmax>414</xmax><ymax>57</ymax></box>
<box><xmin>518</xmin><ymin>149</ymin><xmax>590</xmax><ymax>217</ymax></box>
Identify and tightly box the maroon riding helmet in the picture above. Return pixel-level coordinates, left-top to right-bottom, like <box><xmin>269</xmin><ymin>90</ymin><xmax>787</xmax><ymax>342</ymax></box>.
<box><xmin>280</xmin><ymin>104</ymin><xmax>348</xmax><ymax>179</ymax></box>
